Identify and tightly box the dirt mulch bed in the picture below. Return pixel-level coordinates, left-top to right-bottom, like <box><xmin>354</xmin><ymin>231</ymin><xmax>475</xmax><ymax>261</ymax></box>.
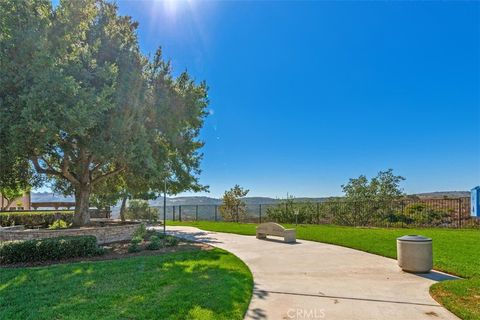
<box><xmin>1</xmin><ymin>240</ymin><xmax>213</xmax><ymax>269</ymax></box>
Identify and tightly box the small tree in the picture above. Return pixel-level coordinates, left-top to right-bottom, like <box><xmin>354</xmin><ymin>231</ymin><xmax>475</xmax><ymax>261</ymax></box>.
<box><xmin>342</xmin><ymin>169</ymin><xmax>405</xmax><ymax>202</ymax></box>
<box><xmin>336</xmin><ymin>169</ymin><xmax>405</xmax><ymax>226</ymax></box>
<box><xmin>220</xmin><ymin>185</ymin><xmax>249</xmax><ymax>222</ymax></box>
<box><xmin>266</xmin><ymin>196</ymin><xmax>319</xmax><ymax>224</ymax></box>
<box><xmin>0</xmin><ymin>186</ymin><xmax>25</xmax><ymax>210</ymax></box>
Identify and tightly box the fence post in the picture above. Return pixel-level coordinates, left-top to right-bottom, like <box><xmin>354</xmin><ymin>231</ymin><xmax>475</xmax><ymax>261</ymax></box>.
<box><xmin>196</xmin><ymin>205</ymin><xmax>199</xmax><ymax>221</ymax></box>
<box><xmin>316</xmin><ymin>202</ymin><xmax>320</xmax><ymax>224</ymax></box>
<box><xmin>353</xmin><ymin>201</ymin><xmax>357</xmax><ymax>227</ymax></box>
<box><xmin>215</xmin><ymin>205</ymin><xmax>218</xmax><ymax>221</ymax></box>
<box><xmin>179</xmin><ymin>205</ymin><xmax>182</xmax><ymax>222</ymax></box>
<box><xmin>173</xmin><ymin>205</ymin><xmax>175</xmax><ymax>221</ymax></box>
<box><xmin>401</xmin><ymin>201</ymin><xmax>405</xmax><ymax>228</ymax></box>
<box><xmin>458</xmin><ymin>198</ymin><xmax>462</xmax><ymax>229</ymax></box>
<box><xmin>236</xmin><ymin>205</ymin><xmax>239</xmax><ymax>222</ymax></box>
<box><xmin>259</xmin><ymin>204</ymin><xmax>262</xmax><ymax>223</ymax></box>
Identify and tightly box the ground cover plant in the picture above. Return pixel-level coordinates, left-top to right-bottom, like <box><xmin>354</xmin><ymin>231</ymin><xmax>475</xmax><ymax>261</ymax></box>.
<box><xmin>0</xmin><ymin>248</ymin><xmax>253</xmax><ymax>320</ymax></box>
<box><xmin>169</xmin><ymin>221</ymin><xmax>480</xmax><ymax>319</ymax></box>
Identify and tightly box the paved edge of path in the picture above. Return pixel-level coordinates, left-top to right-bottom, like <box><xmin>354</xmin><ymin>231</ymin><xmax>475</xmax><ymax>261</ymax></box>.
<box><xmin>161</xmin><ymin>226</ymin><xmax>460</xmax><ymax>320</ymax></box>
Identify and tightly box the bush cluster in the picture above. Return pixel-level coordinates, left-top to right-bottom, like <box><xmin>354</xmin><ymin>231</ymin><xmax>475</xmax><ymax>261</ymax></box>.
<box><xmin>128</xmin><ymin>236</ymin><xmax>143</xmax><ymax>253</ymax></box>
<box><xmin>0</xmin><ymin>211</ymin><xmax>74</xmax><ymax>228</ymax></box>
<box><xmin>0</xmin><ymin>236</ymin><xmax>103</xmax><ymax>264</ymax></box>
<box><xmin>145</xmin><ymin>235</ymin><xmax>161</xmax><ymax>250</ymax></box>
<box><xmin>266</xmin><ymin>199</ymin><xmax>454</xmax><ymax>227</ymax></box>
<box><xmin>128</xmin><ymin>225</ymin><xmax>179</xmax><ymax>252</ymax></box>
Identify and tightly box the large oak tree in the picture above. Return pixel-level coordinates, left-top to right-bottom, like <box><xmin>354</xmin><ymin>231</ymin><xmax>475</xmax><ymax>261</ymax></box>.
<box><xmin>0</xmin><ymin>0</ymin><xmax>208</xmax><ymax>226</ymax></box>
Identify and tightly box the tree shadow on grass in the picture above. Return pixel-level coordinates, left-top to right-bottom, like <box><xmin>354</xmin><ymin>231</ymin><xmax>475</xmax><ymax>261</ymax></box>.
<box><xmin>0</xmin><ymin>248</ymin><xmax>253</xmax><ymax>320</ymax></box>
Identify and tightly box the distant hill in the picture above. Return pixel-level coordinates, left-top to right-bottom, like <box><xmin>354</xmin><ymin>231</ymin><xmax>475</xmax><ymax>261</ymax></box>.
<box><xmin>414</xmin><ymin>191</ymin><xmax>470</xmax><ymax>199</ymax></box>
<box><xmin>31</xmin><ymin>190</ymin><xmax>470</xmax><ymax>209</ymax></box>
<box><xmin>145</xmin><ymin>196</ymin><xmax>334</xmax><ymax>206</ymax></box>
<box><xmin>31</xmin><ymin>192</ymin><xmax>74</xmax><ymax>202</ymax></box>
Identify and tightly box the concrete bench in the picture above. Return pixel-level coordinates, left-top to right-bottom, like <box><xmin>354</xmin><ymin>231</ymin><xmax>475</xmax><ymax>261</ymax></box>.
<box><xmin>256</xmin><ymin>222</ymin><xmax>296</xmax><ymax>243</ymax></box>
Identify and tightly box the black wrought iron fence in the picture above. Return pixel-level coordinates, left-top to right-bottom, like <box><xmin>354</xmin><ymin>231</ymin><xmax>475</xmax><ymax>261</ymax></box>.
<box><xmin>157</xmin><ymin>197</ymin><xmax>479</xmax><ymax>229</ymax></box>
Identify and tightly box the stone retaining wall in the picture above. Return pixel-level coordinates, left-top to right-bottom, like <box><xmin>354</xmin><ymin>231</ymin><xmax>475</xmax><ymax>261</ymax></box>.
<box><xmin>0</xmin><ymin>223</ymin><xmax>139</xmax><ymax>244</ymax></box>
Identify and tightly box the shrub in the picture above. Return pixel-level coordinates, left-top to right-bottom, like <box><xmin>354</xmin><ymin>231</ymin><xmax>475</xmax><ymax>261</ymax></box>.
<box><xmin>266</xmin><ymin>198</ymin><xmax>320</xmax><ymax>224</ymax></box>
<box><xmin>144</xmin><ymin>229</ymin><xmax>159</xmax><ymax>240</ymax></box>
<box><xmin>48</xmin><ymin>219</ymin><xmax>72</xmax><ymax>230</ymax></box>
<box><xmin>125</xmin><ymin>200</ymin><xmax>159</xmax><ymax>222</ymax></box>
<box><xmin>128</xmin><ymin>236</ymin><xmax>143</xmax><ymax>253</ymax></box>
<box><xmin>383</xmin><ymin>212</ymin><xmax>414</xmax><ymax>225</ymax></box>
<box><xmin>133</xmin><ymin>223</ymin><xmax>147</xmax><ymax>239</ymax></box>
<box><xmin>0</xmin><ymin>211</ymin><xmax>74</xmax><ymax>228</ymax></box>
<box><xmin>404</xmin><ymin>203</ymin><xmax>450</xmax><ymax>226</ymax></box>
<box><xmin>0</xmin><ymin>236</ymin><xmax>102</xmax><ymax>264</ymax></box>
<box><xmin>128</xmin><ymin>244</ymin><xmax>140</xmax><ymax>253</ymax></box>
<box><xmin>143</xmin><ymin>230</ymin><xmax>179</xmax><ymax>246</ymax></box>
<box><xmin>164</xmin><ymin>235</ymin><xmax>179</xmax><ymax>247</ymax></box>
<box><xmin>145</xmin><ymin>235</ymin><xmax>161</xmax><ymax>250</ymax></box>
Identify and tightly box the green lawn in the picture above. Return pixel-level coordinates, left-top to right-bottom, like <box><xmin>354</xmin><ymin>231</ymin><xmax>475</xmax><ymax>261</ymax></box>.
<box><xmin>169</xmin><ymin>221</ymin><xmax>480</xmax><ymax>320</ymax></box>
<box><xmin>0</xmin><ymin>248</ymin><xmax>253</xmax><ymax>320</ymax></box>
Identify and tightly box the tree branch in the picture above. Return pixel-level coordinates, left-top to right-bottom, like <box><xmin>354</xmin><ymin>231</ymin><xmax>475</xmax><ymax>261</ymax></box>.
<box><xmin>92</xmin><ymin>167</ymin><xmax>125</xmax><ymax>185</ymax></box>
<box><xmin>61</xmin><ymin>156</ymin><xmax>80</xmax><ymax>185</ymax></box>
<box><xmin>89</xmin><ymin>161</ymin><xmax>104</xmax><ymax>181</ymax></box>
<box><xmin>31</xmin><ymin>157</ymin><xmax>80</xmax><ymax>185</ymax></box>
<box><xmin>31</xmin><ymin>157</ymin><xmax>62</xmax><ymax>177</ymax></box>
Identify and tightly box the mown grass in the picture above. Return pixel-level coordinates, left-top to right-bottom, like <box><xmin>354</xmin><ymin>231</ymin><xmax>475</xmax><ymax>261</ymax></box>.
<box><xmin>169</xmin><ymin>221</ymin><xmax>480</xmax><ymax>319</ymax></box>
<box><xmin>0</xmin><ymin>248</ymin><xmax>253</xmax><ymax>320</ymax></box>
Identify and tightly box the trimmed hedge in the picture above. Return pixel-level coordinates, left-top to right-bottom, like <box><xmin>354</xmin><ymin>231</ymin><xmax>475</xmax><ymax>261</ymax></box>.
<box><xmin>0</xmin><ymin>236</ymin><xmax>102</xmax><ymax>264</ymax></box>
<box><xmin>0</xmin><ymin>211</ymin><xmax>74</xmax><ymax>228</ymax></box>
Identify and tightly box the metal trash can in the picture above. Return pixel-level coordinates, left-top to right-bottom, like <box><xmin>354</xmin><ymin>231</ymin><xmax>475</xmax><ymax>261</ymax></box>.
<box><xmin>397</xmin><ymin>235</ymin><xmax>432</xmax><ymax>273</ymax></box>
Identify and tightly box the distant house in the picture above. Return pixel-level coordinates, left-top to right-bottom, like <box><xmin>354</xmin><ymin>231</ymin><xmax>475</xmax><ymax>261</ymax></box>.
<box><xmin>0</xmin><ymin>191</ymin><xmax>31</xmax><ymax>210</ymax></box>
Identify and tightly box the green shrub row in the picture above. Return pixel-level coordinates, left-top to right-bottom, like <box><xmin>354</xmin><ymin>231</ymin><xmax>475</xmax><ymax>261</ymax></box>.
<box><xmin>265</xmin><ymin>199</ymin><xmax>457</xmax><ymax>227</ymax></box>
<box><xmin>0</xmin><ymin>211</ymin><xmax>74</xmax><ymax>228</ymax></box>
<box><xmin>0</xmin><ymin>236</ymin><xmax>103</xmax><ymax>264</ymax></box>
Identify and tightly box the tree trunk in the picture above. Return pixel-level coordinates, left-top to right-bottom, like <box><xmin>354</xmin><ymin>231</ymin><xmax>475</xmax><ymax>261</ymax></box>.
<box><xmin>119</xmin><ymin>194</ymin><xmax>128</xmax><ymax>222</ymax></box>
<box><xmin>4</xmin><ymin>198</ymin><xmax>15</xmax><ymax>210</ymax></box>
<box><xmin>73</xmin><ymin>186</ymin><xmax>91</xmax><ymax>226</ymax></box>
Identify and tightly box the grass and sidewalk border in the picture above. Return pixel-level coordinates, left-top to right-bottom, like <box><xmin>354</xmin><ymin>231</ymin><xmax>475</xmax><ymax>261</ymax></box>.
<box><xmin>169</xmin><ymin>221</ymin><xmax>480</xmax><ymax>320</ymax></box>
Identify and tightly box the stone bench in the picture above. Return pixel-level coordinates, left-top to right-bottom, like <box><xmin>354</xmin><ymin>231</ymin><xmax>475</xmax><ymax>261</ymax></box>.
<box><xmin>256</xmin><ymin>222</ymin><xmax>296</xmax><ymax>243</ymax></box>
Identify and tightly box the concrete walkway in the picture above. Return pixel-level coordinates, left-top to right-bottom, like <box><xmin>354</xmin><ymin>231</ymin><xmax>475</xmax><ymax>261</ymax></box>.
<box><xmin>165</xmin><ymin>226</ymin><xmax>458</xmax><ymax>320</ymax></box>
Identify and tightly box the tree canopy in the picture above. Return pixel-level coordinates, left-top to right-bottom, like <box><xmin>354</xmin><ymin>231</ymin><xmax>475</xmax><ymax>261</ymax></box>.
<box><xmin>0</xmin><ymin>0</ymin><xmax>209</xmax><ymax>225</ymax></box>
<box><xmin>341</xmin><ymin>169</ymin><xmax>405</xmax><ymax>202</ymax></box>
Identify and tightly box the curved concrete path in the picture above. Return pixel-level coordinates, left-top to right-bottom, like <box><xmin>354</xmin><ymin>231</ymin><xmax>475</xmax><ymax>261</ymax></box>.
<box><xmin>165</xmin><ymin>226</ymin><xmax>458</xmax><ymax>320</ymax></box>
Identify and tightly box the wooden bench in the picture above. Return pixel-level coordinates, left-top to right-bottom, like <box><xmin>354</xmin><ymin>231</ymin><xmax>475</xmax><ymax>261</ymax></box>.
<box><xmin>256</xmin><ymin>222</ymin><xmax>296</xmax><ymax>243</ymax></box>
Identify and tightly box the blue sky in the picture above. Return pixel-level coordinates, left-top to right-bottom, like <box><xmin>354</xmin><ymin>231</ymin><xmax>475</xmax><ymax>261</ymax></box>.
<box><xmin>48</xmin><ymin>0</ymin><xmax>479</xmax><ymax>198</ymax></box>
